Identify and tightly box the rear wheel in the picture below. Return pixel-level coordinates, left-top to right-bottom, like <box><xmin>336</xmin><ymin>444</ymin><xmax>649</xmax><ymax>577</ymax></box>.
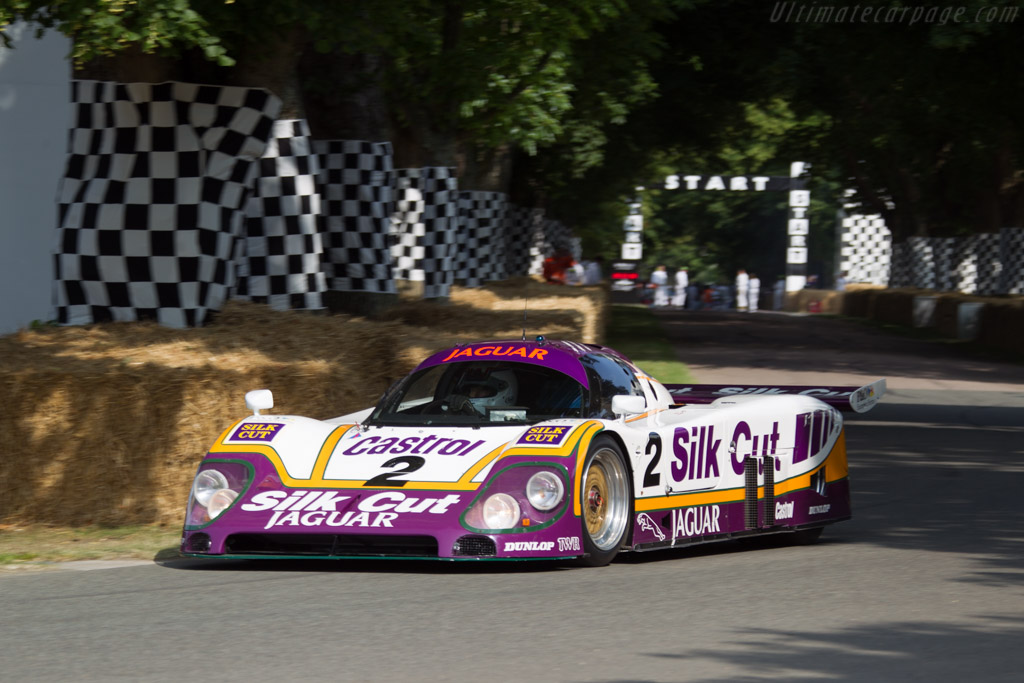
<box><xmin>578</xmin><ymin>436</ymin><xmax>632</xmax><ymax>567</ymax></box>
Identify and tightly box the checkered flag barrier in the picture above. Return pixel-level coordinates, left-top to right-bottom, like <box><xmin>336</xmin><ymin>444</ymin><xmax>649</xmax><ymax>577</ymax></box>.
<box><xmin>839</xmin><ymin>213</ymin><xmax>892</xmax><ymax>285</ymax></box>
<box><xmin>455</xmin><ymin>191</ymin><xmax>508</xmax><ymax>286</ymax></box>
<box><xmin>54</xmin><ymin>80</ymin><xmax>280</xmax><ymax>327</ymax></box>
<box><xmin>528</xmin><ymin>218</ymin><xmax>572</xmax><ymax>276</ymax></box>
<box><xmin>933</xmin><ymin>238</ymin><xmax>959</xmax><ymax>292</ymax></box>
<box><xmin>389</xmin><ymin>167</ymin><xmax>459</xmax><ymax>298</ymax></box>
<box><xmin>955</xmin><ymin>233</ymin><xmax>1002</xmax><ymax>295</ymax></box>
<box><xmin>236</xmin><ymin>119</ymin><xmax>326</xmax><ymax>311</ymax></box>
<box><xmin>884</xmin><ymin>231</ymin><xmax>1022</xmax><ymax>295</ymax></box>
<box><xmin>1000</xmin><ymin>228</ymin><xmax>1024</xmax><ymax>295</ymax></box>
<box><xmin>889</xmin><ymin>241</ymin><xmax>913</xmax><ymax>288</ymax></box>
<box><xmin>314</xmin><ymin>139</ymin><xmax>396</xmax><ymax>294</ymax></box>
<box><xmin>505</xmin><ymin>204</ymin><xmax>540</xmax><ymax>277</ymax></box>
<box><xmin>909</xmin><ymin>236</ymin><xmax>938</xmax><ymax>290</ymax></box>
<box><xmin>570</xmin><ymin>236</ymin><xmax>582</xmax><ymax>264</ymax></box>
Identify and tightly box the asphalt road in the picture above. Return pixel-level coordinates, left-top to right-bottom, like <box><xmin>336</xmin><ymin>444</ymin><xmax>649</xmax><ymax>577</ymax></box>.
<box><xmin>2</xmin><ymin>310</ymin><xmax>1023</xmax><ymax>682</ymax></box>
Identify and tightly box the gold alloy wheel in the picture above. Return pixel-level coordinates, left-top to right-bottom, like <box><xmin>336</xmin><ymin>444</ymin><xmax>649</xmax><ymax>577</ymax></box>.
<box><xmin>585</xmin><ymin>463</ymin><xmax>609</xmax><ymax>537</ymax></box>
<box><xmin>581</xmin><ymin>445</ymin><xmax>630</xmax><ymax>552</ymax></box>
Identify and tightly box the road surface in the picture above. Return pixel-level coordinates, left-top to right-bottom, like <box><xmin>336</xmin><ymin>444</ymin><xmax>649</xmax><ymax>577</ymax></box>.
<box><xmin>2</xmin><ymin>309</ymin><xmax>1022</xmax><ymax>682</ymax></box>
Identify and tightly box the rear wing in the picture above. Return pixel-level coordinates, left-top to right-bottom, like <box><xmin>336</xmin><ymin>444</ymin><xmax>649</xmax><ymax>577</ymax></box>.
<box><xmin>664</xmin><ymin>378</ymin><xmax>886</xmax><ymax>414</ymax></box>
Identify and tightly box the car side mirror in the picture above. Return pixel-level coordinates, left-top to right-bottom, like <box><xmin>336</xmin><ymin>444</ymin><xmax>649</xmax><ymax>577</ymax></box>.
<box><xmin>245</xmin><ymin>389</ymin><xmax>274</xmax><ymax>415</ymax></box>
<box><xmin>611</xmin><ymin>394</ymin><xmax>646</xmax><ymax>417</ymax></box>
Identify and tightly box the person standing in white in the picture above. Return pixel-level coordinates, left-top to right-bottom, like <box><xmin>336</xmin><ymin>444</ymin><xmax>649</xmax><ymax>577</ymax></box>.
<box><xmin>651</xmin><ymin>265</ymin><xmax>669</xmax><ymax>306</ymax></box>
<box><xmin>748</xmin><ymin>272</ymin><xmax>760</xmax><ymax>312</ymax></box>
<box><xmin>672</xmin><ymin>267</ymin><xmax>688</xmax><ymax>308</ymax></box>
<box><xmin>773</xmin><ymin>276</ymin><xmax>785</xmax><ymax>310</ymax></box>
<box><xmin>735</xmin><ymin>268</ymin><xmax>749</xmax><ymax>312</ymax></box>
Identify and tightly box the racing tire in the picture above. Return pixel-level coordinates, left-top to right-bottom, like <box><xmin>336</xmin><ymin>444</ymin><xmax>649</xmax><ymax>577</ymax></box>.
<box><xmin>577</xmin><ymin>436</ymin><xmax>633</xmax><ymax>567</ymax></box>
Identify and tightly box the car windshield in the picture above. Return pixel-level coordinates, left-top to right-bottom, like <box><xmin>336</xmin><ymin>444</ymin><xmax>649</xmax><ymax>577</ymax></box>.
<box><xmin>366</xmin><ymin>361</ymin><xmax>586</xmax><ymax>426</ymax></box>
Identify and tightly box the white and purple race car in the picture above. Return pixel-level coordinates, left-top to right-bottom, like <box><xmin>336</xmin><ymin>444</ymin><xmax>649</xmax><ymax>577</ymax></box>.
<box><xmin>181</xmin><ymin>338</ymin><xmax>884</xmax><ymax>566</ymax></box>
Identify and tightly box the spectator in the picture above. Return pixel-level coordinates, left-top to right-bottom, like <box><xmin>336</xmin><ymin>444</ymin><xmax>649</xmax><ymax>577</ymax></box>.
<box><xmin>565</xmin><ymin>260</ymin><xmax>584</xmax><ymax>286</ymax></box>
<box><xmin>773</xmin><ymin>276</ymin><xmax>785</xmax><ymax>310</ymax></box>
<box><xmin>672</xmin><ymin>267</ymin><xmax>689</xmax><ymax>308</ymax></box>
<box><xmin>584</xmin><ymin>257</ymin><xmax>603</xmax><ymax>285</ymax></box>
<box><xmin>542</xmin><ymin>248</ymin><xmax>575</xmax><ymax>284</ymax></box>
<box><xmin>735</xmin><ymin>268</ymin><xmax>749</xmax><ymax>312</ymax></box>
<box><xmin>651</xmin><ymin>265</ymin><xmax>669</xmax><ymax>306</ymax></box>
<box><xmin>748</xmin><ymin>272</ymin><xmax>761</xmax><ymax>312</ymax></box>
<box><xmin>835</xmin><ymin>271</ymin><xmax>848</xmax><ymax>291</ymax></box>
<box><xmin>701</xmin><ymin>285</ymin><xmax>714</xmax><ymax>309</ymax></box>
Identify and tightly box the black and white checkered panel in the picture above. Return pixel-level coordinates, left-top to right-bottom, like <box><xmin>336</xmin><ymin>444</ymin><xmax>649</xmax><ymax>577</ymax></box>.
<box><xmin>839</xmin><ymin>213</ymin><xmax>891</xmax><ymax>285</ymax></box>
<box><xmin>888</xmin><ymin>242</ymin><xmax>912</xmax><ymax>288</ymax></box>
<box><xmin>504</xmin><ymin>204</ymin><xmax>536</xmax><ymax>276</ymax></box>
<box><xmin>934</xmin><ymin>238</ymin><xmax>960</xmax><ymax>292</ymax></box>
<box><xmin>570</xmin><ymin>236</ymin><xmax>582</xmax><ymax>264</ymax></box>
<box><xmin>907</xmin><ymin>237</ymin><xmax>937</xmax><ymax>290</ymax></box>
<box><xmin>955</xmin><ymin>233</ymin><xmax>1002</xmax><ymax>295</ymax></box>
<box><xmin>1000</xmin><ymin>228</ymin><xmax>1024</xmax><ymax>295</ymax></box>
<box><xmin>390</xmin><ymin>167</ymin><xmax>459</xmax><ymax>298</ymax></box>
<box><xmin>54</xmin><ymin>80</ymin><xmax>280</xmax><ymax>327</ymax></box>
<box><xmin>453</xmin><ymin>193</ymin><xmax>472</xmax><ymax>283</ymax></box>
<box><xmin>314</xmin><ymin>140</ymin><xmax>396</xmax><ymax>294</ymax></box>
<box><xmin>528</xmin><ymin>216</ymin><xmax>550</xmax><ymax>276</ymax></box>
<box><xmin>236</xmin><ymin>119</ymin><xmax>326</xmax><ymax>311</ymax></box>
<box><xmin>528</xmin><ymin>218</ymin><xmax>573</xmax><ymax>275</ymax></box>
<box><xmin>455</xmin><ymin>191</ymin><xmax>508</xmax><ymax>286</ymax></box>
<box><xmin>487</xmin><ymin>194</ymin><xmax>509</xmax><ymax>282</ymax></box>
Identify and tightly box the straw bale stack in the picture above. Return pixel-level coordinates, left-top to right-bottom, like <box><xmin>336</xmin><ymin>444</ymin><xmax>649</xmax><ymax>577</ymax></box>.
<box><xmin>0</xmin><ymin>281</ymin><xmax>606</xmax><ymax>526</ymax></box>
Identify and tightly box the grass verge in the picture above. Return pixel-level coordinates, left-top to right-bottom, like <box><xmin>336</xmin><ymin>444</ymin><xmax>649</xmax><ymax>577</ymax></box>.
<box><xmin>0</xmin><ymin>525</ymin><xmax>180</xmax><ymax>570</ymax></box>
<box><xmin>606</xmin><ymin>304</ymin><xmax>695</xmax><ymax>384</ymax></box>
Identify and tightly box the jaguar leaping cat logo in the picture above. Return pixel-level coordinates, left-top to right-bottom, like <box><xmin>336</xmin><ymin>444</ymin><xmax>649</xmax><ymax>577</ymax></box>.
<box><xmin>637</xmin><ymin>512</ymin><xmax>665</xmax><ymax>541</ymax></box>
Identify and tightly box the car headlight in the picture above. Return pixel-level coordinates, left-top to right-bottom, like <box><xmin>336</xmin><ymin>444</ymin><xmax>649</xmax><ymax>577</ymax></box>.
<box><xmin>186</xmin><ymin>462</ymin><xmax>252</xmax><ymax>527</ymax></box>
<box><xmin>526</xmin><ymin>471</ymin><xmax>564</xmax><ymax>511</ymax></box>
<box><xmin>482</xmin><ymin>493</ymin><xmax>521</xmax><ymax>529</ymax></box>
<box><xmin>207</xmin><ymin>489</ymin><xmax>239</xmax><ymax>519</ymax></box>
<box><xmin>193</xmin><ymin>469</ymin><xmax>229</xmax><ymax>506</ymax></box>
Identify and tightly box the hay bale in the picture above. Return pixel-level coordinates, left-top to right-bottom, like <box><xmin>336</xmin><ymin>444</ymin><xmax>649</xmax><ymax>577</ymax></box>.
<box><xmin>978</xmin><ymin>299</ymin><xmax>1024</xmax><ymax>353</ymax></box>
<box><xmin>0</xmin><ymin>283</ymin><xmax>605</xmax><ymax>526</ymax></box>
<box><xmin>784</xmin><ymin>289</ymin><xmax>844</xmax><ymax>314</ymax></box>
<box><xmin>869</xmin><ymin>288</ymin><xmax>920</xmax><ymax>327</ymax></box>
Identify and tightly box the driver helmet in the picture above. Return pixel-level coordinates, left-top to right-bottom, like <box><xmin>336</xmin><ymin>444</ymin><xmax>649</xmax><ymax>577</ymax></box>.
<box><xmin>461</xmin><ymin>369</ymin><xmax>518</xmax><ymax>412</ymax></box>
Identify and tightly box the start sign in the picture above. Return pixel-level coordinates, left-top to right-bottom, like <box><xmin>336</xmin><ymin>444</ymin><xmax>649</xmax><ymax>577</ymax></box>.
<box><xmin>659</xmin><ymin>162</ymin><xmax>810</xmax><ymax>290</ymax></box>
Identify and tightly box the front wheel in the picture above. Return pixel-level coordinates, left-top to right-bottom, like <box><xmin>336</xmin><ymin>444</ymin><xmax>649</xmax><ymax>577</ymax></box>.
<box><xmin>578</xmin><ymin>436</ymin><xmax>633</xmax><ymax>567</ymax></box>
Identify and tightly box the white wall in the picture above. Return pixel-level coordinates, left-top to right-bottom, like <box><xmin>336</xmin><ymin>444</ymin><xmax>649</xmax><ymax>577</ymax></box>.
<box><xmin>0</xmin><ymin>22</ymin><xmax>71</xmax><ymax>334</ymax></box>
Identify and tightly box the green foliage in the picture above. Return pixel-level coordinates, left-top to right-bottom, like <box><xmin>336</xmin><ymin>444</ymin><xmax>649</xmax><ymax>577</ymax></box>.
<box><xmin>767</xmin><ymin>0</ymin><xmax>1024</xmax><ymax>238</ymax></box>
<box><xmin>1</xmin><ymin>0</ymin><xmax>234</xmax><ymax>65</ymax></box>
<box><xmin>354</xmin><ymin>0</ymin><xmax>675</xmax><ymax>158</ymax></box>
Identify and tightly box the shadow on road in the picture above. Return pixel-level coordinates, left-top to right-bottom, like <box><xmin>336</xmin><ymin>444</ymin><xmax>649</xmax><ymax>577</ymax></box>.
<box><xmin>631</xmin><ymin>615</ymin><xmax>1024</xmax><ymax>682</ymax></box>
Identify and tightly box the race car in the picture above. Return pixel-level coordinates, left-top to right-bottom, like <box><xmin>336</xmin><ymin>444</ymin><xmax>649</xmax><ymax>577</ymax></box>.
<box><xmin>180</xmin><ymin>338</ymin><xmax>884</xmax><ymax>566</ymax></box>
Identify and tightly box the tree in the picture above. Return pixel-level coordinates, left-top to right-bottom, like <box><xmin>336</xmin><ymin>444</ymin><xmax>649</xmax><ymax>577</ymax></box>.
<box><xmin>769</xmin><ymin>0</ymin><xmax>1024</xmax><ymax>240</ymax></box>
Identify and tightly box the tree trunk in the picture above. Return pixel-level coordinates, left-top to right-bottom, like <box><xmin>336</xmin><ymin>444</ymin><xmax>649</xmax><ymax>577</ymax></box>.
<box><xmin>300</xmin><ymin>50</ymin><xmax>392</xmax><ymax>142</ymax></box>
<box><xmin>456</xmin><ymin>141</ymin><xmax>513</xmax><ymax>193</ymax></box>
